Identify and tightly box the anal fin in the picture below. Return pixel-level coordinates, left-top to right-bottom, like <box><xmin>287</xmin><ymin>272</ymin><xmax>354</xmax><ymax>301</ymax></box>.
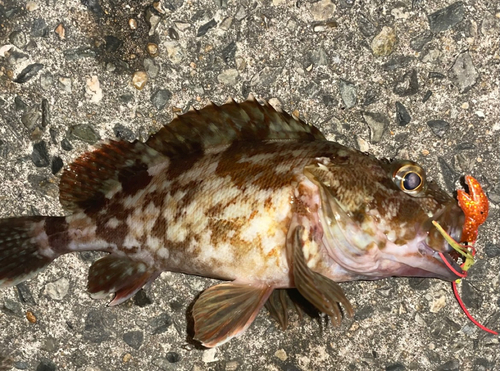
<box><xmin>265</xmin><ymin>289</ymin><xmax>290</xmax><ymax>330</ymax></box>
<box><xmin>87</xmin><ymin>255</ymin><xmax>159</xmax><ymax>306</ymax></box>
<box><xmin>193</xmin><ymin>282</ymin><xmax>273</xmax><ymax>348</ymax></box>
<box><xmin>290</xmin><ymin>226</ymin><xmax>354</xmax><ymax>325</ymax></box>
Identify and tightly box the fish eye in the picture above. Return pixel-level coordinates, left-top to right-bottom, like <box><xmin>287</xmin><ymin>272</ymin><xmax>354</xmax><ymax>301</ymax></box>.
<box><xmin>392</xmin><ymin>163</ymin><xmax>426</xmax><ymax>195</ymax></box>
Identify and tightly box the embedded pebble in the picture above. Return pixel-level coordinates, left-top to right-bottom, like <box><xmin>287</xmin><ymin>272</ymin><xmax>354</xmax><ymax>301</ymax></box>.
<box><xmin>357</xmin><ymin>13</ymin><xmax>376</xmax><ymax>37</ymax></box>
<box><xmin>174</xmin><ymin>21</ymin><xmax>191</xmax><ymax>31</ymax></box>
<box><xmin>481</xmin><ymin>11</ymin><xmax>500</xmax><ymax>36</ymax></box>
<box><xmin>40</xmin><ymin>72</ymin><xmax>53</xmax><ymax>90</ymax></box>
<box><xmin>51</xmin><ymin>157</ymin><xmax>64</xmax><ymax>175</ymax></box>
<box><xmin>22</xmin><ymin>107</ymin><xmax>41</xmax><ymax>130</ymax></box>
<box><xmin>460</xmin><ymin>281</ymin><xmax>482</xmax><ymax>309</ymax></box>
<box><xmin>422</xmin><ymin>90</ymin><xmax>432</xmax><ymax>103</ymax></box>
<box><xmin>63</xmin><ymin>47</ymin><xmax>96</xmax><ymax>60</ymax></box>
<box><xmin>220</xmin><ymin>17</ymin><xmax>233</xmax><ymax>31</ymax></box>
<box><xmin>197</xmin><ymin>19</ymin><xmax>217</xmax><ymax>37</ymax></box>
<box><xmin>133</xmin><ymin>290</ymin><xmax>152</xmax><ymax>307</ymax></box>
<box><xmin>104</xmin><ymin>35</ymin><xmax>122</xmax><ymax>53</ymax></box>
<box><xmin>16</xmin><ymin>283</ymin><xmax>36</xmax><ymax>305</ymax></box>
<box><xmin>395</xmin><ymin>102</ymin><xmax>411</xmax><ymax>126</ymax></box>
<box><xmin>58</xmin><ymin>76</ymin><xmax>72</xmax><ymax>92</ymax></box>
<box><xmin>382</xmin><ymin>55</ymin><xmax>413</xmax><ymax>71</ymax></box>
<box><xmin>123</xmin><ymin>331</ymin><xmax>144</xmax><ymax>350</ymax></box>
<box><xmin>81</xmin><ymin>0</ymin><xmax>104</xmax><ymax>17</ymax></box>
<box><xmin>165</xmin><ymin>352</ymin><xmax>180</xmax><ymax>363</ymax></box>
<box><xmin>86</xmin><ymin>75</ymin><xmax>103</xmax><ymax>103</ymax></box>
<box><xmin>362</xmin><ymin>111</ymin><xmax>388</xmax><ymax>143</ymax></box>
<box><xmin>44</xmin><ymin>278</ymin><xmax>70</xmax><ymax>301</ymax></box>
<box><xmin>151</xmin><ymin>89</ymin><xmax>172</xmax><ymax>110</ymax></box>
<box><xmin>113</xmin><ymin>124</ymin><xmax>135</xmax><ymax>141</ymax></box>
<box><xmin>437</xmin><ymin>157</ymin><xmax>458</xmax><ymax>192</ymax></box>
<box><xmin>14</xmin><ymin>63</ymin><xmax>44</xmax><ymax>83</ymax></box>
<box><xmin>147</xmin><ymin>43</ymin><xmax>159</xmax><ymax>57</ymax></box>
<box><xmin>429</xmin><ymin>295</ymin><xmax>446</xmax><ymax>313</ymax></box>
<box><xmin>410</xmin><ymin>30</ymin><xmax>433</xmax><ymax>51</ymax></box>
<box><xmin>9</xmin><ymin>30</ymin><xmax>27</xmax><ymax>48</ymax></box>
<box><xmin>68</xmin><ymin>124</ymin><xmax>100</xmax><ymax>144</ymax></box>
<box><xmin>31</xmin><ymin>18</ymin><xmax>48</xmax><ymax>37</ymax></box>
<box><xmin>2</xmin><ymin>298</ymin><xmax>23</xmax><ymax>317</ymax></box>
<box><xmin>83</xmin><ymin>310</ymin><xmax>114</xmax><ymax>343</ymax></box>
<box><xmin>222</xmin><ymin>41</ymin><xmax>237</xmax><ymax>63</ymax></box>
<box><xmin>448</xmin><ymin>52</ymin><xmax>479</xmax><ymax>93</ymax></box>
<box><xmin>338</xmin><ymin>79</ymin><xmax>357</xmax><ymax>109</ymax></box>
<box><xmin>6</xmin><ymin>49</ymin><xmax>29</xmax><ymax>66</ymax></box>
<box><xmin>427</xmin><ymin>120</ymin><xmax>450</xmax><ymax>138</ymax></box>
<box><xmin>217</xmin><ymin>69</ymin><xmax>239</xmax><ymax>85</ymax></box>
<box><xmin>393</xmin><ymin>69</ymin><xmax>419</xmax><ymax>96</ymax></box>
<box><xmin>132</xmin><ymin>71</ymin><xmax>148</xmax><ymax>90</ymax></box>
<box><xmin>128</xmin><ymin>18</ymin><xmax>137</xmax><ymax>30</ymax></box>
<box><xmin>61</xmin><ymin>138</ymin><xmax>73</xmax><ymax>151</ymax></box>
<box><xmin>55</xmin><ymin>23</ymin><xmax>65</xmax><ymax>39</ymax></box>
<box><xmin>165</xmin><ymin>42</ymin><xmax>183</xmax><ymax>64</ymax></box>
<box><xmin>145</xmin><ymin>5</ymin><xmax>162</xmax><ymax>35</ymax></box>
<box><xmin>371</xmin><ymin>26</ymin><xmax>397</xmax><ymax>57</ymax></box>
<box><xmin>309</xmin><ymin>0</ymin><xmax>336</xmax><ymax>21</ymax></box>
<box><xmin>149</xmin><ymin>312</ymin><xmax>172</xmax><ymax>335</ymax></box>
<box><xmin>31</xmin><ymin>141</ymin><xmax>50</xmax><ymax>167</ymax></box>
<box><xmin>35</xmin><ymin>359</ymin><xmax>56</xmax><ymax>371</ymax></box>
<box><xmin>428</xmin><ymin>2</ymin><xmax>465</xmax><ymax>33</ymax></box>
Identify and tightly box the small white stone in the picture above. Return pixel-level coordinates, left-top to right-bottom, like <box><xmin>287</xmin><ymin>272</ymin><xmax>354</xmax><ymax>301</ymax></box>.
<box><xmin>165</xmin><ymin>41</ymin><xmax>183</xmax><ymax>65</ymax></box>
<box><xmin>309</xmin><ymin>0</ymin><xmax>336</xmax><ymax>21</ymax></box>
<box><xmin>217</xmin><ymin>69</ymin><xmax>239</xmax><ymax>85</ymax></box>
<box><xmin>44</xmin><ymin>277</ymin><xmax>70</xmax><ymax>301</ymax></box>
<box><xmin>429</xmin><ymin>295</ymin><xmax>446</xmax><ymax>313</ymax></box>
<box><xmin>356</xmin><ymin>136</ymin><xmax>370</xmax><ymax>152</ymax></box>
<box><xmin>275</xmin><ymin>349</ymin><xmax>288</xmax><ymax>361</ymax></box>
<box><xmin>475</xmin><ymin>110</ymin><xmax>485</xmax><ymax>118</ymax></box>
<box><xmin>86</xmin><ymin>75</ymin><xmax>103</xmax><ymax>103</ymax></box>
<box><xmin>202</xmin><ymin>348</ymin><xmax>218</xmax><ymax>363</ymax></box>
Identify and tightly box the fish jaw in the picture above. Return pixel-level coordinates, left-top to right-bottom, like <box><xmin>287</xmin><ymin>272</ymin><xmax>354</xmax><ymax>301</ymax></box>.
<box><xmin>301</xmin><ymin>169</ymin><xmax>467</xmax><ymax>282</ymax></box>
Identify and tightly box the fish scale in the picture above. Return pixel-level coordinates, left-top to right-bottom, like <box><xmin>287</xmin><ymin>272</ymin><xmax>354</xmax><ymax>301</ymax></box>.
<box><xmin>0</xmin><ymin>97</ymin><xmax>468</xmax><ymax>347</ymax></box>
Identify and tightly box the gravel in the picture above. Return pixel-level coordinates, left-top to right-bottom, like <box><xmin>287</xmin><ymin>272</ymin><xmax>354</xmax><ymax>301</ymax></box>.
<box><xmin>0</xmin><ymin>0</ymin><xmax>499</xmax><ymax>370</ymax></box>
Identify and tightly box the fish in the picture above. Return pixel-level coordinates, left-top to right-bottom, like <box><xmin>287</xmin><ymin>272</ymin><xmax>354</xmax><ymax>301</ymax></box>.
<box><xmin>0</xmin><ymin>97</ymin><xmax>467</xmax><ymax>348</ymax></box>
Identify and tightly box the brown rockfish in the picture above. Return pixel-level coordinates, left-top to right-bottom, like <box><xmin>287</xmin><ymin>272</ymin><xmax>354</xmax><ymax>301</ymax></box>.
<box><xmin>0</xmin><ymin>98</ymin><xmax>466</xmax><ymax>347</ymax></box>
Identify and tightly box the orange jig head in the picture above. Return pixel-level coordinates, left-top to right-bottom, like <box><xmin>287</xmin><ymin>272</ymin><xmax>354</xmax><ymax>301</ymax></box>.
<box><xmin>457</xmin><ymin>176</ymin><xmax>489</xmax><ymax>243</ymax></box>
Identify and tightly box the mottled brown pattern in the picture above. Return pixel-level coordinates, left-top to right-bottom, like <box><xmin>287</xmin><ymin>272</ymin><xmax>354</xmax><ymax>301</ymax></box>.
<box><xmin>215</xmin><ymin>142</ymin><xmax>296</xmax><ymax>190</ymax></box>
<box><xmin>45</xmin><ymin>217</ymin><xmax>71</xmax><ymax>253</ymax></box>
<box><xmin>119</xmin><ymin>162</ymin><xmax>152</xmax><ymax>196</ymax></box>
<box><xmin>151</xmin><ymin>216</ymin><xmax>168</xmax><ymax>239</ymax></box>
<box><xmin>142</xmin><ymin>190</ymin><xmax>164</xmax><ymax>209</ymax></box>
<box><xmin>166</xmin><ymin>152</ymin><xmax>204</xmax><ymax>180</ymax></box>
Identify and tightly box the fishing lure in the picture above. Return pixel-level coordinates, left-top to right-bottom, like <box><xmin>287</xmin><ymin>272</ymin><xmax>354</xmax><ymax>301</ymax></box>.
<box><xmin>433</xmin><ymin>176</ymin><xmax>497</xmax><ymax>335</ymax></box>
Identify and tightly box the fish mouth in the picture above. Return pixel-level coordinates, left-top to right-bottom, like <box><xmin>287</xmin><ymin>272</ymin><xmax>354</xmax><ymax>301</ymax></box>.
<box><xmin>420</xmin><ymin>202</ymin><xmax>466</xmax><ymax>281</ymax></box>
<box><xmin>419</xmin><ymin>240</ymin><xmax>465</xmax><ymax>281</ymax></box>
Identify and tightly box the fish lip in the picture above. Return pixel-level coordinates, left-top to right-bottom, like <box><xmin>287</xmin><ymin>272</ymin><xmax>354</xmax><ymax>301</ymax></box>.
<box><xmin>421</xmin><ymin>240</ymin><xmax>464</xmax><ymax>281</ymax></box>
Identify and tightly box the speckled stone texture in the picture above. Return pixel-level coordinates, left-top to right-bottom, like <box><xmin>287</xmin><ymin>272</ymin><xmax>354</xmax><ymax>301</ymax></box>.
<box><xmin>0</xmin><ymin>0</ymin><xmax>499</xmax><ymax>370</ymax></box>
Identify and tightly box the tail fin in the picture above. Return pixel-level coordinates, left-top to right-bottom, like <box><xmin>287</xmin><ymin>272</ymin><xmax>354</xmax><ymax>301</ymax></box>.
<box><xmin>0</xmin><ymin>216</ymin><xmax>67</xmax><ymax>287</ymax></box>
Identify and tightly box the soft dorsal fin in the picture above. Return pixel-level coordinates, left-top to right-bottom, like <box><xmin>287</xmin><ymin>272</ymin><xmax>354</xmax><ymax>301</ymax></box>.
<box><xmin>60</xmin><ymin>98</ymin><xmax>324</xmax><ymax>212</ymax></box>
<box><xmin>146</xmin><ymin>98</ymin><xmax>326</xmax><ymax>156</ymax></box>
<box><xmin>59</xmin><ymin>140</ymin><xmax>164</xmax><ymax>212</ymax></box>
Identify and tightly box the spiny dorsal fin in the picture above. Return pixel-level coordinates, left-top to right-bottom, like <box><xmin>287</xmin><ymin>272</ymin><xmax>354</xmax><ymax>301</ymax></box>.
<box><xmin>59</xmin><ymin>140</ymin><xmax>164</xmax><ymax>212</ymax></box>
<box><xmin>146</xmin><ymin>98</ymin><xmax>326</xmax><ymax>157</ymax></box>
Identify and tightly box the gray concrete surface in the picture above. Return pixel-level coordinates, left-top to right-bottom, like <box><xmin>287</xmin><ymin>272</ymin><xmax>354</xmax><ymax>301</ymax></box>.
<box><xmin>0</xmin><ymin>0</ymin><xmax>499</xmax><ymax>370</ymax></box>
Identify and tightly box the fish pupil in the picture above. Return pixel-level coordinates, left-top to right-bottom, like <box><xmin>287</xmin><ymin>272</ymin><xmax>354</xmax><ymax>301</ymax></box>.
<box><xmin>403</xmin><ymin>172</ymin><xmax>421</xmax><ymax>190</ymax></box>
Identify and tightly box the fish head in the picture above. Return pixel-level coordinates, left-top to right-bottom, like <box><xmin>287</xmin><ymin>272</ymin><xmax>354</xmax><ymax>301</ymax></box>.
<box><xmin>304</xmin><ymin>153</ymin><xmax>466</xmax><ymax>282</ymax></box>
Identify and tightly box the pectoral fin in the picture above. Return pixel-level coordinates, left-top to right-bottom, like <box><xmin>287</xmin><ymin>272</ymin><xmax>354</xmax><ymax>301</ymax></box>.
<box><xmin>193</xmin><ymin>282</ymin><xmax>273</xmax><ymax>348</ymax></box>
<box><xmin>290</xmin><ymin>226</ymin><xmax>354</xmax><ymax>325</ymax></box>
<box><xmin>87</xmin><ymin>255</ymin><xmax>159</xmax><ymax>306</ymax></box>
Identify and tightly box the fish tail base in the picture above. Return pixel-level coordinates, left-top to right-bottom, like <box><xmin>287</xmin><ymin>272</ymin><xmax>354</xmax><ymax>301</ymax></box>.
<box><xmin>0</xmin><ymin>216</ymin><xmax>66</xmax><ymax>287</ymax></box>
